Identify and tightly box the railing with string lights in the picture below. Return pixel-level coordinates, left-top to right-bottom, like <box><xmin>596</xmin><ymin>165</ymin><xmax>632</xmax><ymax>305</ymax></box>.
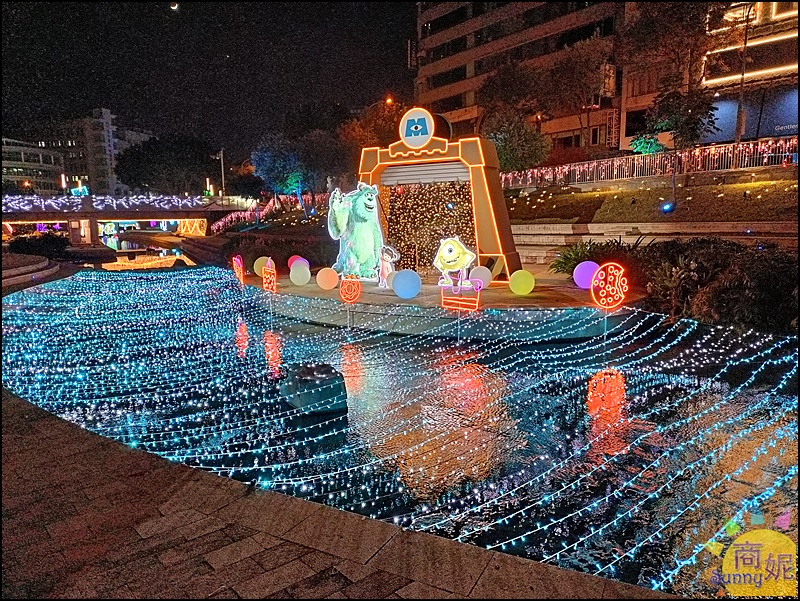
<box><xmin>500</xmin><ymin>136</ymin><xmax>798</xmax><ymax>189</ymax></box>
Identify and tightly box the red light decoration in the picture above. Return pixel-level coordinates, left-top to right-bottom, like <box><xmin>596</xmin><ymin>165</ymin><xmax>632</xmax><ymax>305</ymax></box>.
<box><xmin>263</xmin><ymin>330</ymin><xmax>282</xmax><ymax>378</ymax></box>
<box><xmin>339</xmin><ymin>274</ymin><xmax>362</xmax><ymax>304</ymax></box>
<box><xmin>262</xmin><ymin>257</ymin><xmax>277</xmax><ymax>293</ymax></box>
<box><xmin>586</xmin><ymin>369</ymin><xmax>628</xmax><ymax>465</ymax></box>
<box><xmin>235</xmin><ymin>320</ymin><xmax>249</xmax><ymax>358</ymax></box>
<box><xmin>440</xmin><ymin>286</ymin><xmax>481</xmax><ymax>312</ymax></box>
<box><xmin>232</xmin><ymin>254</ymin><xmax>244</xmax><ymax>285</ymax></box>
<box><xmin>590</xmin><ymin>262</ymin><xmax>628</xmax><ymax>310</ymax></box>
<box><xmin>340</xmin><ymin>343</ymin><xmax>364</xmax><ymax>394</ymax></box>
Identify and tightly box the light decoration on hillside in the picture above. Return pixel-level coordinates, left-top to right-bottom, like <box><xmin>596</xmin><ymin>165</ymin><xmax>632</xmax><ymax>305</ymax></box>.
<box><xmin>209</xmin><ymin>193</ymin><xmax>330</xmax><ymax>234</ymax></box>
<box><xmin>1</xmin><ymin>266</ymin><xmax>796</xmax><ymax>599</ymax></box>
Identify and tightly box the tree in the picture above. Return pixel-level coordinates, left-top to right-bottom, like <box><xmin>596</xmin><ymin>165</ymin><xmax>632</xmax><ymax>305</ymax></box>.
<box><xmin>630</xmin><ymin>133</ymin><xmax>667</xmax><ymax>155</ymax></box>
<box><xmin>3</xmin><ymin>180</ymin><xmax>26</xmax><ymax>195</ymax></box>
<box><xmin>336</xmin><ymin>101</ymin><xmax>408</xmax><ymax>175</ymax></box>
<box><xmin>359</xmin><ymin>100</ymin><xmax>407</xmax><ymax>147</ymax></box>
<box><xmin>476</xmin><ymin>61</ymin><xmax>542</xmax><ymax>131</ymax></box>
<box><xmin>282</xmin><ymin>101</ymin><xmax>351</xmax><ymax>139</ymax></box>
<box><xmin>337</xmin><ymin>118</ymin><xmax>378</xmax><ymax>176</ymax></box>
<box><xmin>645</xmin><ymin>88</ymin><xmax>720</xmax><ymax>149</ymax></box>
<box><xmin>296</xmin><ymin>129</ymin><xmax>347</xmax><ymax>198</ymax></box>
<box><xmin>537</xmin><ymin>37</ymin><xmax>614</xmax><ymax>152</ymax></box>
<box><xmin>619</xmin><ymin>3</ymin><xmax>733</xmax><ymax>147</ymax></box>
<box><xmin>226</xmin><ymin>173</ymin><xmax>264</xmax><ymax>198</ymax></box>
<box><xmin>619</xmin><ymin>2</ymin><xmax>733</xmax><ymax>95</ymax></box>
<box><xmin>250</xmin><ymin>132</ymin><xmax>305</xmax><ymax>213</ymax></box>
<box><xmin>116</xmin><ymin>135</ymin><xmax>217</xmax><ymax>195</ymax></box>
<box><xmin>481</xmin><ymin>109</ymin><xmax>551</xmax><ymax>172</ymax></box>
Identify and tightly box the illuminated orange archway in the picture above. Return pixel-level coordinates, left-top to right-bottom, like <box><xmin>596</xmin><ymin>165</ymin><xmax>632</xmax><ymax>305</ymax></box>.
<box><xmin>358</xmin><ymin>108</ymin><xmax>521</xmax><ymax>280</ymax></box>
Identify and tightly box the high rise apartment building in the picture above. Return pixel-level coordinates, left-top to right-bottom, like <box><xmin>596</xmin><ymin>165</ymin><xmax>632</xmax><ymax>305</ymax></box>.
<box><xmin>414</xmin><ymin>2</ymin><xmax>797</xmax><ymax>155</ymax></box>
<box><xmin>26</xmin><ymin>108</ymin><xmax>154</xmax><ymax>196</ymax></box>
<box><xmin>414</xmin><ymin>2</ymin><xmax>624</xmax><ymax>153</ymax></box>
<box><xmin>2</xmin><ymin>138</ymin><xmax>64</xmax><ymax>193</ymax></box>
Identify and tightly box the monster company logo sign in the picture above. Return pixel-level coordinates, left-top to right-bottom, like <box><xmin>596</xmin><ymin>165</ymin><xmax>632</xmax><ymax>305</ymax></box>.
<box><xmin>399</xmin><ymin>107</ymin><xmax>435</xmax><ymax>149</ymax></box>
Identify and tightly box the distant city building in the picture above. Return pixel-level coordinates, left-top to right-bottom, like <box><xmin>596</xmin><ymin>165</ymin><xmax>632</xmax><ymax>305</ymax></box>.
<box><xmin>2</xmin><ymin>138</ymin><xmax>64</xmax><ymax>193</ymax></box>
<box><xmin>414</xmin><ymin>2</ymin><xmax>624</xmax><ymax>155</ymax></box>
<box><xmin>622</xmin><ymin>1</ymin><xmax>798</xmax><ymax>149</ymax></box>
<box><xmin>414</xmin><ymin>2</ymin><xmax>798</xmax><ymax>155</ymax></box>
<box><xmin>23</xmin><ymin>108</ymin><xmax>154</xmax><ymax>195</ymax></box>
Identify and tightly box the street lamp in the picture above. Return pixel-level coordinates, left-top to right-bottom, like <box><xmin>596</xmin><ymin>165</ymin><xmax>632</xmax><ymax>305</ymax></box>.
<box><xmin>733</xmin><ymin>2</ymin><xmax>756</xmax><ymax>168</ymax></box>
<box><xmin>365</xmin><ymin>96</ymin><xmax>394</xmax><ymax>112</ymax></box>
<box><xmin>213</xmin><ymin>149</ymin><xmax>225</xmax><ymax>197</ymax></box>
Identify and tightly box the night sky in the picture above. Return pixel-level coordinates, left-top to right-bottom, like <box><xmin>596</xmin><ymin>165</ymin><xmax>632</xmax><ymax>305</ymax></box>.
<box><xmin>2</xmin><ymin>2</ymin><xmax>417</xmax><ymax>161</ymax></box>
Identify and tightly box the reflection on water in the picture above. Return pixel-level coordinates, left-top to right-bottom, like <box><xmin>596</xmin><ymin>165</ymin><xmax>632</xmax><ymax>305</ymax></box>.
<box><xmin>235</xmin><ymin>319</ymin><xmax>249</xmax><ymax>358</ymax></box>
<box><xmin>264</xmin><ymin>331</ymin><xmax>283</xmax><ymax>378</ymax></box>
<box><xmin>353</xmin><ymin>350</ymin><xmax>526</xmax><ymax>500</ymax></box>
<box><xmin>586</xmin><ymin>369</ymin><xmax>629</xmax><ymax>464</ymax></box>
<box><xmin>1</xmin><ymin>267</ymin><xmax>797</xmax><ymax>598</ymax></box>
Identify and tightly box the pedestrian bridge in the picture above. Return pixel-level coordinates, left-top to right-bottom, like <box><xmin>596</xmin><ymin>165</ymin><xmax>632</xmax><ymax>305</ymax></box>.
<box><xmin>2</xmin><ymin>194</ymin><xmax>253</xmax><ymax>244</ymax></box>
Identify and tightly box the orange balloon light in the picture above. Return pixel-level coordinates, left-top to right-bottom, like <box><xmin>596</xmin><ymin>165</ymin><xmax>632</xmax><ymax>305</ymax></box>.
<box><xmin>339</xmin><ymin>274</ymin><xmax>362</xmax><ymax>304</ymax></box>
<box><xmin>590</xmin><ymin>262</ymin><xmax>628</xmax><ymax>310</ymax></box>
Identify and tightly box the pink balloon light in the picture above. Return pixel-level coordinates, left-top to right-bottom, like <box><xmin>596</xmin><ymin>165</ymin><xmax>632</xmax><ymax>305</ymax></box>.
<box><xmin>573</xmin><ymin>261</ymin><xmax>600</xmax><ymax>290</ymax></box>
<box><xmin>287</xmin><ymin>255</ymin><xmax>303</xmax><ymax>269</ymax></box>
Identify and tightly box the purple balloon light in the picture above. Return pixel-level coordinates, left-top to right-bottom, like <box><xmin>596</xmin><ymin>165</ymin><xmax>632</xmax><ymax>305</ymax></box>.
<box><xmin>573</xmin><ymin>260</ymin><xmax>600</xmax><ymax>290</ymax></box>
<box><xmin>290</xmin><ymin>258</ymin><xmax>310</xmax><ymax>270</ymax></box>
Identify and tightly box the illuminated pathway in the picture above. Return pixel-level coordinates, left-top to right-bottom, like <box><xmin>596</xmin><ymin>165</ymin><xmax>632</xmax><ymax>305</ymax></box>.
<box><xmin>2</xmin><ymin>267</ymin><xmax>797</xmax><ymax>597</ymax></box>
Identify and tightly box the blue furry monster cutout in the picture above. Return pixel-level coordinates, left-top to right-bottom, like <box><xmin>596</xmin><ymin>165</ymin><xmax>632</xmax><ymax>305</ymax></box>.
<box><xmin>328</xmin><ymin>183</ymin><xmax>384</xmax><ymax>278</ymax></box>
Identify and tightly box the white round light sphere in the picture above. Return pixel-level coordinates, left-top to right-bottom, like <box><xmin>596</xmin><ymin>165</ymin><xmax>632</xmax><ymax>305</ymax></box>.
<box><xmin>289</xmin><ymin>265</ymin><xmax>311</xmax><ymax>286</ymax></box>
<box><xmin>469</xmin><ymin>266</ymin><xmax>492</xmax><ymax>290</ymax></box>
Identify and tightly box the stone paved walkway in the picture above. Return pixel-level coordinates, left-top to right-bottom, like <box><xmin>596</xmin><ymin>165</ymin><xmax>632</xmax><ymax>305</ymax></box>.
<box><xmin>1</xmin><ymin>389</ymin><xmax>676</xmax><ymax>599</ymax></box>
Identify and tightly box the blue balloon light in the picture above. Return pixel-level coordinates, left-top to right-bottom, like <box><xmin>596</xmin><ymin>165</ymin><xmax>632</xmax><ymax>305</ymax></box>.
<box><xmin>392</xmin><ymin>269</ymin><xmax>422</xmax><ymax>299</ymax></box>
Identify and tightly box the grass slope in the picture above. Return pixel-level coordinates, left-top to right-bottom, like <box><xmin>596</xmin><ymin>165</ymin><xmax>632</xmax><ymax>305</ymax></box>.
<box><xmin>508</xmin><ymin>180</ymin><xmax>798</xmax><ymax>224</ymax></box>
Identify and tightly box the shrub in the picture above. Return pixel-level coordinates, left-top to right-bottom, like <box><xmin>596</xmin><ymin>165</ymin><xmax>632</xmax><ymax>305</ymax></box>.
<box><xmin>550</xmin><ymin>237</ymin><xmax>648</xmax><ymax>288</ymax></box>
<box><xmin>688</xmin><ymin>247</ymin><xmax>798</xmax><ymax>334</ymax></box>
<box><xmin>224</xmin><ymin>234</ymin><xmax>338</xmax><ymax>273</ymax></box>
<box><xmin>550</xmin><ymin>236</ymin><xmax>798</xmax><ymax>333</ymax></box>
<box><xmin>8</xmin><ymin>233</ymin><xmax>70</xmax><ymax>259</ymax></box>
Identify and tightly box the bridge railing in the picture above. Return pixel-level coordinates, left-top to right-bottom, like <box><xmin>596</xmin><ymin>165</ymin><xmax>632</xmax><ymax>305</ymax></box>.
<box><xmin>1</xmin><ymin>194</ymin><xmax>255</xmax><ymax>214</ymax></box>
<box><xmin>499</xmin><ymin>136</ymin><xmax>798</xmax><ymax>189</ymax></box>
